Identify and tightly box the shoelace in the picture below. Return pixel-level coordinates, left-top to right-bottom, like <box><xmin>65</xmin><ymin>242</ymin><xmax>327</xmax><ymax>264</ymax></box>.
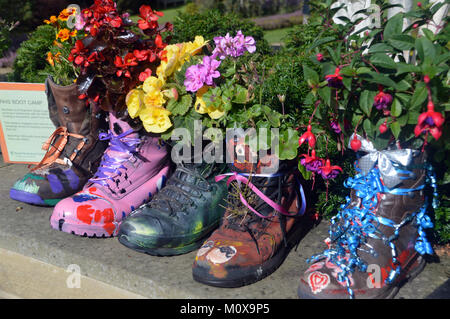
<box><xmin>307</xmin><ymin>162</ymin><xmax>437</xmax><ymax>299</ymax></box>
<box><xmin>216</xmin><ymin>172</ymin><xmax>306</xmax><ymax>219</ymax></box>
<box><xmin>88</xmin><ymin>129</ymin><xmax>140</xmax><ymax>187</ymax></box>
<box><xmin>150</xmin><ymin>165</ymin><xmax>213</xmax><ymax>214</ymax></box>
<box><xmin>31</xmin><ymin>126</ymin><xmax>87</xmax><ymax>171</ymax></box>
<box><xmin>216</xmin><ymin>171</ymin><xmax>307</xmax><ymax>254</ymax></box>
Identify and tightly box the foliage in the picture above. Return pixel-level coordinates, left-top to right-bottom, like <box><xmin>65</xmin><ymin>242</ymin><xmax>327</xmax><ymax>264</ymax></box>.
<box><xmin>169</xmin><ymin>9</ymin><xmax>271</xmax><ymax>55</ymax></box>
<box><xmin>194</xmin><ymin>0</ymin><xmax>302</xmax><ymax>18</ymax></box>
<box><xmin>11</xmin><ymin>25</ymin><xmax>55</xmax><ymax>83</ymax></box>
<box><xmin>0</xmin><ymin>18</ymin><xmax>18</xmax><ymax>57</ymax></box>
<box><xmin>300</xmin><ymin>0</ymin><xmax>449</xmax><ymax>243</ymax></box>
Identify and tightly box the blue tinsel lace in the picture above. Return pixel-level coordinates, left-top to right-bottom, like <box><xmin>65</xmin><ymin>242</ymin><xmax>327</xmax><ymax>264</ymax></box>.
<box><xmin>307</xmin><ymin>161</ymin><xmax>438</xmax><ymax>298</ymax></box>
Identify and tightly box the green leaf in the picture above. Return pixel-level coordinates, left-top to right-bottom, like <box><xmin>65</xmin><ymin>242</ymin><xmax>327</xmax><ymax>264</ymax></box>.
<box><xmin>356</xmin><ymin>67</ymin><xmax>371</xmax><ymax>74</ymax></box>
<box><xmin>391</xmin><ymin>98</ymin><xmax>403</xmax><ymax>117</ymax></box>
<box><xmin>422</xmin><ymin>28</ymin><xmax>436</xmax><ymax>41</ymax></box>
<box><xmin>390</xmin><ymin>121</ymin><xmax>401</xmax><ymax>139</ymax></box>
<box><xmin>410</xmin><ymin>83</ymin><xmax>428</xmax><ymax>110</ymax></box>
<box><xmin>383</xmin><ymin>13</ymin><xmax>404</xmax><ymax>40</ymax></box>
<box><xmin>361</xmin><ymin>72</ymin><xmax>397</xmax><ymax>88</ymax></box>
<box><xmin>298</xmin><ymin>161</ymin><xmax>312</xmax><ymax>180</ymax></box>
<box><xmin>318</xmin><ymin>86</ymin><xmax>332</xmax><ymax>106</ymax></box>
<box><xmin>166</xmin><ymin>95</ymin><xmax>192</xmax><ymax>116</ymax></box>
<box><xmin>232</xmin><ymin>85</ymin><xmax>248</xmax><ymax>104</ymax></box>
<box><xmin>370</xmin><ymin>53</ymin><xmax>397</xmax><ymax>70</ymax></box>
<box><xmin>368</xmin><ymin>43</ymin><xmax>393</xmax><ymax>54</ymax></box>
<box><xmin>261</xmin><ymin>105</ymin><xmax>281</xmax><ymax>128</ymax></box>
<box><xmin>415</xmin><ymin>37</ymin><xmax>436</xmax><ymax>62</ymax></box>
<box><xmin>363</xmin><ymin>118</ymin><xmax>373</xmax><ymax>138</ymax></box>
<box><xmin>387</xmin><ymin>35</ymin><xmax>415</xmax><ymax>51</ymax></box>
<box><xmin>303</xmin><ymin>65</ymin><xmax>319</xmax><ymax>86</ymax></box>
<box><xmin>359</xmin><ymin>90</ymin><xmax>377</xmax><ymax>117</ymax></box>
<box><xmin>396</xmin><ymin>63</ymin><xmax>421</xmax><ymax>76</ymax></box>
<box><xmin>308</xmin><ymin>36</ymin><xmax>336</xmax><ymax>52</ymax></box>
<box><xmin>279</xmin><ymin>129</ymin><xmax>299</xmax><ymax>160</ymax></box>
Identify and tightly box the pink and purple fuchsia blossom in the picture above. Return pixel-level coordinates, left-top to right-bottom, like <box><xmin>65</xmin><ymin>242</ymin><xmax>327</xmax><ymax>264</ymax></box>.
<box><xmin>212</xmin><ymin>30</ymin><xmax>256</xmax><ymax>60</ymax></box>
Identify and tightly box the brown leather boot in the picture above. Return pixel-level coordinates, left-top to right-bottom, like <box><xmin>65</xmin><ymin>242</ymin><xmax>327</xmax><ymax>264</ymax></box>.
<box><xmin>10</xmin><ymin>76</ymin><xmax>108</xmax><ymax>206</ymax></box>
<box><xmin>297</xmin><ymin>143</ymin><xmax>436</xmax><ymax>299</ymax></box>
<box><xmin>192</xmin><ymin>136</ymin><xmax>311</xmax><ymax>287</ymax></box>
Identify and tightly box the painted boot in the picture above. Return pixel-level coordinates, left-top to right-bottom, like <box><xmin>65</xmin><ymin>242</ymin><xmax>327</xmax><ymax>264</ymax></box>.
<box><xmin>192</xmin><ymin>137</ymin><xmax>310</xmax><ymax>287</ymax></box>
<box><xmin>10</xmin><ymin>77</ymin><xmax>108</xmax><ymax>206</ymax></box>
<box><xmin>50</xmin><ymin>112</ymin><xmax>171</xmax><ymax>237</ymax></box>
<box><xmin>117</xmin><ymin>159</ymin><xmax>228</xmax><ymax>256</ymax></box>
<box><xmin>297</xmin><ymin>138</ymin><xmax>437</xmax><ymax>299</ymax></box>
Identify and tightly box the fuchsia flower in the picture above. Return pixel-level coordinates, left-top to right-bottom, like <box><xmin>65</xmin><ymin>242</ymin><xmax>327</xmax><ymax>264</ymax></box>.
<box><xmin>414</xmin><ymin>101</ymin><xmax>445</xmax><ymax>140</ymax></box>
<box><xmin>300</xmin><ymin>150</ymin><xmax>324</xmax><ymax>173</ymax></box>
<box><xmin>325</xmin><ymin>68</ymin><xmax>343</xmax><ymax>89</ymax></box>
<box><xmin>316</xmin><ymin>53</ymin><xmax>323</xmax><ymax>62</ymax></box>
<box><xmin>330</xmin><ymin>120</ymin><xmax>342</xmax><ymax>134</ymax></box>
<box><xmin>298</xmin><ymin>125</ymin><xmax>317</xmax><ymax>148</ymax></box>
<box><xmin>373</xmin><ymin>89</ymin><xmax>393</xmax><ymax>110</ymax></box>
<box><xmin>319</xmin><ymin>159</ymin><xmax>343</xmax><ymax>180</ymax></box>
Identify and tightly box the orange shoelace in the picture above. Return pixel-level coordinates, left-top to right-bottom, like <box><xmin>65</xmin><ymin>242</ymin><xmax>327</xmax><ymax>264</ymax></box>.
<box><xmin>31</xmin><ymin>127</ymin><xmax>87</xmax><ymax>171</ymax></box>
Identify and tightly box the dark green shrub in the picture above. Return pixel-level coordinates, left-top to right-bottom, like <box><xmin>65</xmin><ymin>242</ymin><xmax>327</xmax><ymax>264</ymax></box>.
<box><xmin>10</xmin><ymin>25</ymin><xmax>54</xmax><ymax>83</ymax></box>
<box><xmin>285</xmin><ymin>20</ymin><xmax>336</xmax><ymax>52</ymax></box>
<box><xmin>169</xmin><ymin>10</ymin><xmax>271</xmax><ymax>55</ymax></box>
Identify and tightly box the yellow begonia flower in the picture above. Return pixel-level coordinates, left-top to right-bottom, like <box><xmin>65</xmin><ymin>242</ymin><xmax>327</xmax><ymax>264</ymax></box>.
<box><xmin>139</xmin><ymin>106</ymin><xmax>172</xmax><ymax>133</ymax></box>
<box><xmin>157</xmin><ymin>44</ymin><xmax>181</xmax><ymax>79</ymax></box>
<box><xmin>126</xmin><ymin>89</ymin><xmax>144</xmax><ymax>119</ymax></box>
<box><xmin>144</xmin><ymin>89</ymin><xmax>166</xmax><ymax>108</ymax></box>
<box><xmin>194</xmin><ymin>86</ymin><xmax>225</xmax><ymax>120</ymax></box>
<box><xmin>143</xmin><ymin>76</ymin><xmax>165</xmax><ymax>94</ymax></box>
<box><xmin>186</xmin><ymin>36</ymin><xmax>206</xmax><ymax>56</ymax></box>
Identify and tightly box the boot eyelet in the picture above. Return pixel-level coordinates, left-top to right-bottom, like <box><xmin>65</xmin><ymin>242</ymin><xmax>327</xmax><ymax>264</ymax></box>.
<box><xmin>63</xmin><ymin>106</ymin><xmax>70</xmax><ymax>114</ymax></box>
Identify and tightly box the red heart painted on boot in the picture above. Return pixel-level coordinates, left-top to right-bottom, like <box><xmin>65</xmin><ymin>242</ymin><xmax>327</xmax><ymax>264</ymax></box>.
<box><xmin>308</xmin><ymin>271</ymin><xmax>330</xmax><ymax>294</ymax></box>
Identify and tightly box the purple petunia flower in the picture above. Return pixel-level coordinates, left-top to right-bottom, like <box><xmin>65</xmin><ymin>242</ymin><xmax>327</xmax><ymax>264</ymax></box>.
<box><xmin>202</xmin><ymin>55</ymin><xmax>221</xmax><ymax>86</ymax></box>
<box><xmin>184</xmin><ymin>64</ymin><xmax>207</xmax><ymax>92</ymax></box>
<box><xmin>212</xmin><ymin>30</ymin><xmax>256</xmax><ymax>60</ymax></box>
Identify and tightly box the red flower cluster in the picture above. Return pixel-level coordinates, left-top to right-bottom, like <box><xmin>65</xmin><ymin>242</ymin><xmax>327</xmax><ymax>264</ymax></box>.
<box><xmin>68</xmin><ymin>2</ymin><xmax>171</xmax><ymax>112</ymax></box>
<box><xmin>137</xmin><ymin>5</ymin><xmax>163</xmax><ymax>30</ymax></box>
<box><xmin>81</xmin><ymin>0</ymin><xmax>123</xmax><ymax>36</ymax></box>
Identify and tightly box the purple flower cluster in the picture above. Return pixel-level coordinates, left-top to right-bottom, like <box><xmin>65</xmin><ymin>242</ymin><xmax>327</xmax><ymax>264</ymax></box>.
<box><xmin>184</xmin><ymin>56</ymin><xmax>221</xmax><ymax>92</ymax></box>
<box><xmin>184</xmin><ymin>31</ymin><xmax>256</xmax><ymax>92</ymax></box>
<box><xmin>212</xmin><ymin>30</ymin><xmax>256</xmax><ymax>60</ymax></box>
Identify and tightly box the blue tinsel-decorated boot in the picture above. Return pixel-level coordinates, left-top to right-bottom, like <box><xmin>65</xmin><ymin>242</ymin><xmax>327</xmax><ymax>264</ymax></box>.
<box><xmin>297</xmin><ymin>136</ymin><xmax>437</xmax><ymax>299</ymax></box>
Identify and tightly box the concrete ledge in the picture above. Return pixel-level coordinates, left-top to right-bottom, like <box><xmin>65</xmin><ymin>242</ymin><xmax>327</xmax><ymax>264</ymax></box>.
<box><xmin>0</xmin><ymin>158</ymin><xmax>448</xmax><ymax>299</ymax></box>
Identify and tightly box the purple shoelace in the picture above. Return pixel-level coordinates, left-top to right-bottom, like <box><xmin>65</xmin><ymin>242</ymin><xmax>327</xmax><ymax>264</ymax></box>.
<box><xmin>89</xmin><ymin>129</ymin><xmax>140</xmax><ymax>187</ymax></box>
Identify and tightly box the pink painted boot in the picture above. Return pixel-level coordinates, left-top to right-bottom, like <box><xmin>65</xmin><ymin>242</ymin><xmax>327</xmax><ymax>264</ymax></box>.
<box><xmin>50</xmin><ymin>112</ymin><xmax>171</xmax><ymax>237</ymax></box>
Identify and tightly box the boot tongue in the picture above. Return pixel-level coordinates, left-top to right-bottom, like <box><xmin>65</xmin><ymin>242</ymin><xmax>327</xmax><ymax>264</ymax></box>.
<box><xmin>108</xmin><ymin>112</ymin><xmax>139</xmax><ymax>139</ymax></box>
<box><xmin>226</xmin><ymin>137</ymin><xmax>280</xmax><ymax>175</ymax></box>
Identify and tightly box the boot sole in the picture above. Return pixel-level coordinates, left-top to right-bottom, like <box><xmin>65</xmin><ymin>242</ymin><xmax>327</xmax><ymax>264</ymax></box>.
<box><xmin>10</xmin><ymin>189</ymin><xmax>62</xmax><ymax>207</ymax></box>
<box><xmin>118</xmin><ymin>234</ymin><xmax>205</xmax><ymax>256</ymax></box>
<box><xmin>50</xmin><ymin>217</ymin><xmax>117</xmax><ymax>238</ymax></box>
<box><xmin>193</xmin><ymin>216</ymin><xmax>313</xmax><ymax>288</ymax></box>
<box><xmin>117</xmin><ymin>224</ymin><xmax>220</xmax><ymax>257</ymax></box>
<box><xmin>297</xmin><ymin>253</ymin><xmax>427</xmax><ymax>299</ymax></box>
